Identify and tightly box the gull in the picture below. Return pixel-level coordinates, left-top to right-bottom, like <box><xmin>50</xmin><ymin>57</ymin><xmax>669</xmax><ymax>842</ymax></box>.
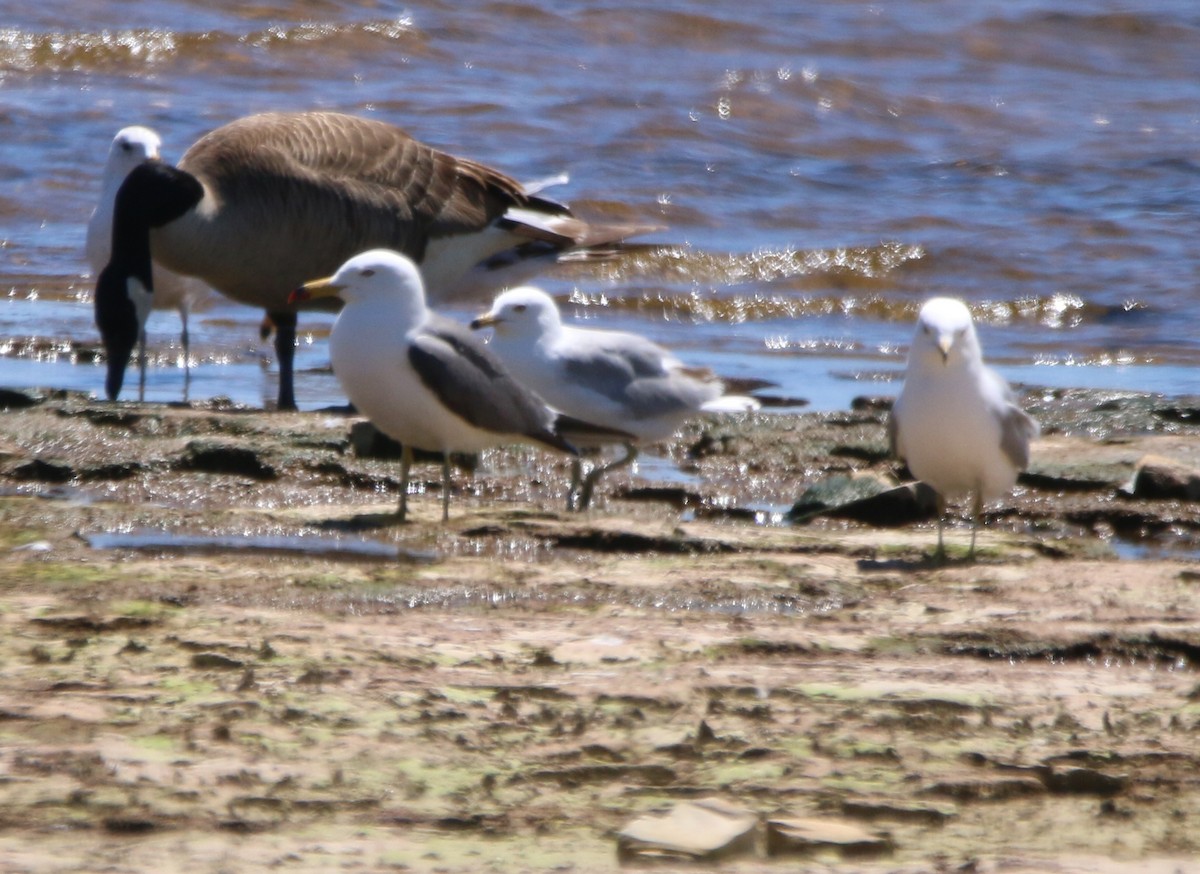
<box><xmin>95</xmin><ymin>110</ymin><xmax>656</xmax><ymax>408</ymax></box>
<box><xmin>289</xmin><ymin>250</ymin><xmax>627</xmax><ymax>522</ymax></box>
<box><xmin>888</xmin><ymin>297</ymin><xmax>1039</xmax><ymax>560</ymax></box>
<box><xmin>471</xmin><ymin>286</ymin><xmax>760</xmax><ymax>509</ymax></box>
<box><xmin>87</xmin><ymin>126</ymin><xmax>209</xmax><ymax>401</ymax></box>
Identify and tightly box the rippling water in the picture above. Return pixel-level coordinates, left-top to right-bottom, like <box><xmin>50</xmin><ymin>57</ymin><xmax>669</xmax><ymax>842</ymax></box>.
<box><xmin>3</xmin><ymin>1</ymin><xmax>1199</xmax><ymax>410</ymax></box>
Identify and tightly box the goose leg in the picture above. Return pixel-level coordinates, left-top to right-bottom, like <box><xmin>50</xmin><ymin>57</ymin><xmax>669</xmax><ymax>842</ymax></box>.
<box><xmin>180</xmin><ymin>306</ymin><xmax>191</xmax><ymax>402</ymax></box>
<box><xmin>441</xmin><ymin>452</ymin><xmax>452</xmax><ymax>522</ymax></box>
<box><xmin>269</xmin><ymin>310</ymin><xmax>298</xmax><ymax>411</ymax></box>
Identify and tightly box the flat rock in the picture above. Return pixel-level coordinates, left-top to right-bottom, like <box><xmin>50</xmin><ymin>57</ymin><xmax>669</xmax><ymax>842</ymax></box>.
<box><xmin>617</xmin><ymin>798</ymin><xmax>758</xmax><ymax>862</ymax></box>
<box><xmin>765</xmin><ymin>816</ymin><xmax>893</xmax><ymax>858</ymax></box>
<box><xmin>10</xmin><ymin>458</ymin><xmax>74</xmax><ymax>483</ymax></box>
<box><xmin>1128</xmin><ymin>454</ymin><xmax>1200</xmax><ymax>501</ymax></box>
<box><xmin>841</xmin><ymin>797</ymin><xmax>955</xmax><ymax>824</ymax></box>
<box><xmin>1043</xmin><ymin>766</ymin><xmax>1128</xmax><ymax>796</ymax></box>
<box><xmin>921</xmin><ymin>775</ymin><xmax>1047</xmax><ymax>801</ymax></box>
<box><xmin>178</xmin><ymin>440</ymin><xmax>277</xmax><ymax>480</ymax></box>
<box><xmin>790</xmin><ymin>475</ymin><xmax>937</xmax><ymax>526</ymax></box>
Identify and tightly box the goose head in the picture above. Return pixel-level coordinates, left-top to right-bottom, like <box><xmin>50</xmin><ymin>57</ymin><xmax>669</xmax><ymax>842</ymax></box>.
<box><xmin>95</xmin><ymin>160</ymin><xmax>203</xmax><ymax>400</ymax></box>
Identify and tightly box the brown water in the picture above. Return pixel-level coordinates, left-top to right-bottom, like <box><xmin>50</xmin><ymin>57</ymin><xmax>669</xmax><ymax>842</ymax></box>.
<box><xmin>3</xmin><ymin>2</ymin><xmax>1200</xmax><ymax>409</ymax></box>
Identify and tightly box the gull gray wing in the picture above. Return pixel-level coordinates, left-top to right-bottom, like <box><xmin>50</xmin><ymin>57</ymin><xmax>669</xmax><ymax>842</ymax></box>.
<box><xmin>408</xmin><ymin>318</ymin><xmax>573</xmax><ymax>454</ymax></box>
<box><xmin>886</xmin><ymin>411</ymin><xmax>901</xmax><ymax>459</ymax></box>
<box><xmin>560</xmin><ymin>338</ymin><xmax>707</xmax><ymax>419</ymax></box>
<box><xmin>983</xmin><ymin>367</ymin><xmax>1038</xmax><ymax>470</ymax></box>
<box><xmin>999</xmin><ymin>405</ymin><xmax>1038</xmax><ymax>470</ymax></box>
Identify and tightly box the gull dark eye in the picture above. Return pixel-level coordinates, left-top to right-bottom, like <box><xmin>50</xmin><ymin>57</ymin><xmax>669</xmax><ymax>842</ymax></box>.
<box><xmin>514</xmin><ymin>304</ymin><xmax>527</xmax><ymax>313</ymax></box>
<box><xmin>120</xmin><ymin>141</ymin><xmax>133</xmax><ymax>152</ymax></box>
<box><xmin>361</xmin><ymin>269</ymin><xmax>375</xmax><ymax>277</ymax></box>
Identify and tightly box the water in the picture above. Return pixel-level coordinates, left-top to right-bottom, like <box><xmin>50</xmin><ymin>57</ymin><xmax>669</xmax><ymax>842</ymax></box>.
<box><xmin>3</xmin><ymin>2</ymin><xmax>1199</xmax><ymax>411</ymax></box>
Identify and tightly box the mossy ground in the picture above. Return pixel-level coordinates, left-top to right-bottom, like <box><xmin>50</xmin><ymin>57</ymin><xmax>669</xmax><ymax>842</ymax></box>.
<box><xmin>0</xmin><ymin>388</ymin><xmax>1197</xmax><ymax>872</ymax></box>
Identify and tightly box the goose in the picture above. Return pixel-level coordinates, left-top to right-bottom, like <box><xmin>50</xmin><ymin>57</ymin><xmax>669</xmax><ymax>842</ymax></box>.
<box><xmin>888</xmin><ymin>297</ymin><xmax>1039</xmax><ymax>561</ymax></box>
<box><xmin>87</xmin><ymin>126</ymin><xmax>209</xmax><ymax>401</ymax></box>
<box><xmin>289</xmin><ymin>249</ymin><xmax>630</xmax><ymax>521</ymax></box>
<box><xmin>96</xmin><ymin>110</ymin><xmax>656</xmax><ymax>409</ymax></box>
<box><xmin>471</xmin><ymin>286</ymin><xmax>761</xmax><ymax>509</ymax></box>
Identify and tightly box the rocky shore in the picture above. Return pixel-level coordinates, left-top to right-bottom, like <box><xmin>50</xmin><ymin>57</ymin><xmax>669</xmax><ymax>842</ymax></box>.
<box><xmin>0</xmin><ymin>384</ymin><xmax>1197</xmax><ymax>872</ymax></box>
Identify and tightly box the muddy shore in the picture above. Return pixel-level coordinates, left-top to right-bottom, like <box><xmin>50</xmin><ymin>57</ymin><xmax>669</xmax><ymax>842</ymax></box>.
<box><xmin>0</xmin><ymin>384</ymin><xmax>1197</xmax><ymax>873</ymax></box>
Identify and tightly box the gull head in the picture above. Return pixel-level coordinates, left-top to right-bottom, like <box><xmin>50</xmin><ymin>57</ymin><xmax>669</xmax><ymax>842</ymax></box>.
<box><xmin>290</xmin><ymin>249</ymin><xmax>427</xmax><ymax>312</ymax></box>
<box><xmin>910</xmin><ymin>297</ymin><xmax>982</xmax><ymax>368</ymax></box>
<box><xmin>105</xmin><ymin>126</ymin><xmax>162</xmax><ymax>179</ymax></box>
<box><xmin>470</xmin><ymin>286</ymin><xmax>562</xmax><ymax>338</ymax></box>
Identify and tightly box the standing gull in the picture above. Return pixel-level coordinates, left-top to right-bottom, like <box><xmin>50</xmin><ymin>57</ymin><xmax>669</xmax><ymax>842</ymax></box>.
<box><xmin>888</xmin><ymin>297</ymin><xmax>1039</xmax><ymax>560</ymax></box>
<box><xmin>96</xmin><ymin>110</ymin><xmax>656</xmax><ymax>409</ymax></box>
<box><xmin>289</xmin><ymin>250</ymin><xmax>624</xmax><ymax>522</ymax></box>
<box><xmin>471</xmin><ymin>286</ymin><xmax>760</xmax><ymax>509</ymax></box>
<box><xmin>87</xmin><ymin>126</ymin><xmax>209</xmax><ymax>401</ymax></box>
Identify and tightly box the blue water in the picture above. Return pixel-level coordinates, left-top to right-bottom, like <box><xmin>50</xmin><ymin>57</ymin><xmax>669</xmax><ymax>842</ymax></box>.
<box><xmin>3</xmin><ymin>2</ymin><xmax>1199</xmax><ymax>410</ymax></box>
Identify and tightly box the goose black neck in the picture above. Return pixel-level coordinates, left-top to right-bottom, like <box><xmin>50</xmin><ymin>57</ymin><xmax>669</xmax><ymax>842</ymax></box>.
<box><xmin>95</xmin><ymin>160</ymin><xmax>203</xmax><ymax>401</ymax></box>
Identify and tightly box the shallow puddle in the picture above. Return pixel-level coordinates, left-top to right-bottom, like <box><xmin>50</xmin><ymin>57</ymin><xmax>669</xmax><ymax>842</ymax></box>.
<box><xmin>1110</xmin><ymin>534</ymin><xmax>1200</xmax><ymax>562</ymax></box>
<box><xmin>84</xmin><ymin>529</ymin><xmax>432</xmax><ymax>562</ymax></box>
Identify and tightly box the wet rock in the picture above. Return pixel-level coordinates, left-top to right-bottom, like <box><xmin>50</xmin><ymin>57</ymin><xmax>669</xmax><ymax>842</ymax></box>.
<box><xmin>617</xmin><ymin>798</ymin><xmax>758</xmax><ymax>862</ymax></box>
<box><xmin>1042</xmin><ymin>766</ymin><xmax>1128</xmax><ymax>796</ymax></box>
<box><xmin>178</xmin><ymin>441</ymin><xmax>277</xmax><ymax>480</ymax></box>
<box><xmin>1153</xmin><ymin>404</ymin><xmax>1200</xmax><ymax>425</ymax></box>
<box><xmin>1127</xmin><ymin>455</ymin><xmax>1200</xmax><ymax>501</ymax></box>
<box><xmin>1019</xmin><ymin>469</ymin><xmax>1119</xmax><ymax>493</ymax></box>
<box><xmin>527</xmin><ymin>763</ymin><xmax>676</xmax><ymax>788</ymax></box>
<box><xmin>103</xmin><ymin>817</ymin><xmax>159</xmax><ymax>834</ymax></box>
<box><xmin>191</xmin><ymin>652</ymin><xmax>246</xmax><ymax>670</ymax></box>
<box><xmin>31</xmin><ymin>615</ymin><xmax>157</xmax><ymax>633</ymax></box>
<box><xmin>789</xmin><ymin>475</ymin><xmax>937</xmax><ymax>526</ymax></box>
<box><xmin>686</xmin><ymin>432</ymin><xmax>720</xmax><ymax>459</ymax></box>
<box><xmin>840</xmin><ymin>797</ymin><xmax>955</xmax><ymax>825</ymax></box>
<box><xmin>349</xmin><ymin>420</ymin><xmax>477</xmax><ymax>470</ymax></box>
<box><xmin>830</xmin><ymin>441</ymin><xmax>891</xmax><ymax>463</ymax></box>
<box><xmin>72</xmin><ymin>408</ymin><xmax>147</xmax><ymax>429</ymax></box>
<box><xmin>850</xmin><ymin>395</ymin><xmax>893</xmax><ymax>413</ymax></box>
<box><xmin>79</xmin><ymin>461</ymin><xmax>145</xmax><ymax>481</ymax></box>
<box><xmin>0</xmin><ymin>388</ymin><xmax>43</xmax><ymax>410</ymax></box>
<box><xmin>765</xmin><ymin>816</ymin><xmax>893</xmax><ymax>858</ymax></box>
<box><xmin>542</xmin><ymin>527</ymin><xmax>734</xmax><ymax>555</ymax></box>
<box><xmin>920</xmin><ymin>775</ymin><xmax>1046</xmax><ymax>801</ymax></box>
<box><xmin>10</xmin><ymin>458</ymin><xmax>74</xmax><ymax>483</ymax></box>
<box><xmin>620</xmin><ymin>485</ymin><xmax>700</xmax><ymax>508</ymax></box>
<box><xmin>349</xmin><ymin>421</ymin><xmax>405</xmax><ymax>459</ymax></box>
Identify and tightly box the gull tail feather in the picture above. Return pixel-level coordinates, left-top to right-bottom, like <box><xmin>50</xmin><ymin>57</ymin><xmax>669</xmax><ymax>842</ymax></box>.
<box><xmin>700</xmin><ymin>395</ymin><xmax>761</xmax><ymax>414</ymax></box>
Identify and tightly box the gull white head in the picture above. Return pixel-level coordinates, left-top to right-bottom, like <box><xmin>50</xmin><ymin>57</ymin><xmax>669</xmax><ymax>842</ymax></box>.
<box><xmin>105</xmin><ymin>126</ymin><xmax>162</xmax><ymax>179</ymax></box>
<box><xmin>294</xmin><ymin>249</ymin><xmax>428</xmax><ymax>314</ymax></box>
<box><xmin>471</xmin><ymin>286</ymin><xmax>563</xmax><ymax>338</ymax></box>
<box><xmin>908</xmin><ymin>297</ymin><xmax>982</xmax><ymax>369</ymax></box>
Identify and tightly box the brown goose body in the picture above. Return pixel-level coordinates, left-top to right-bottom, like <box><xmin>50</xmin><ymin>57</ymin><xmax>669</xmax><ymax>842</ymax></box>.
<box><xmin>103</xmin><ymin>110</ymin><xmax>655</xmax><ymax>408</ymax></box>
